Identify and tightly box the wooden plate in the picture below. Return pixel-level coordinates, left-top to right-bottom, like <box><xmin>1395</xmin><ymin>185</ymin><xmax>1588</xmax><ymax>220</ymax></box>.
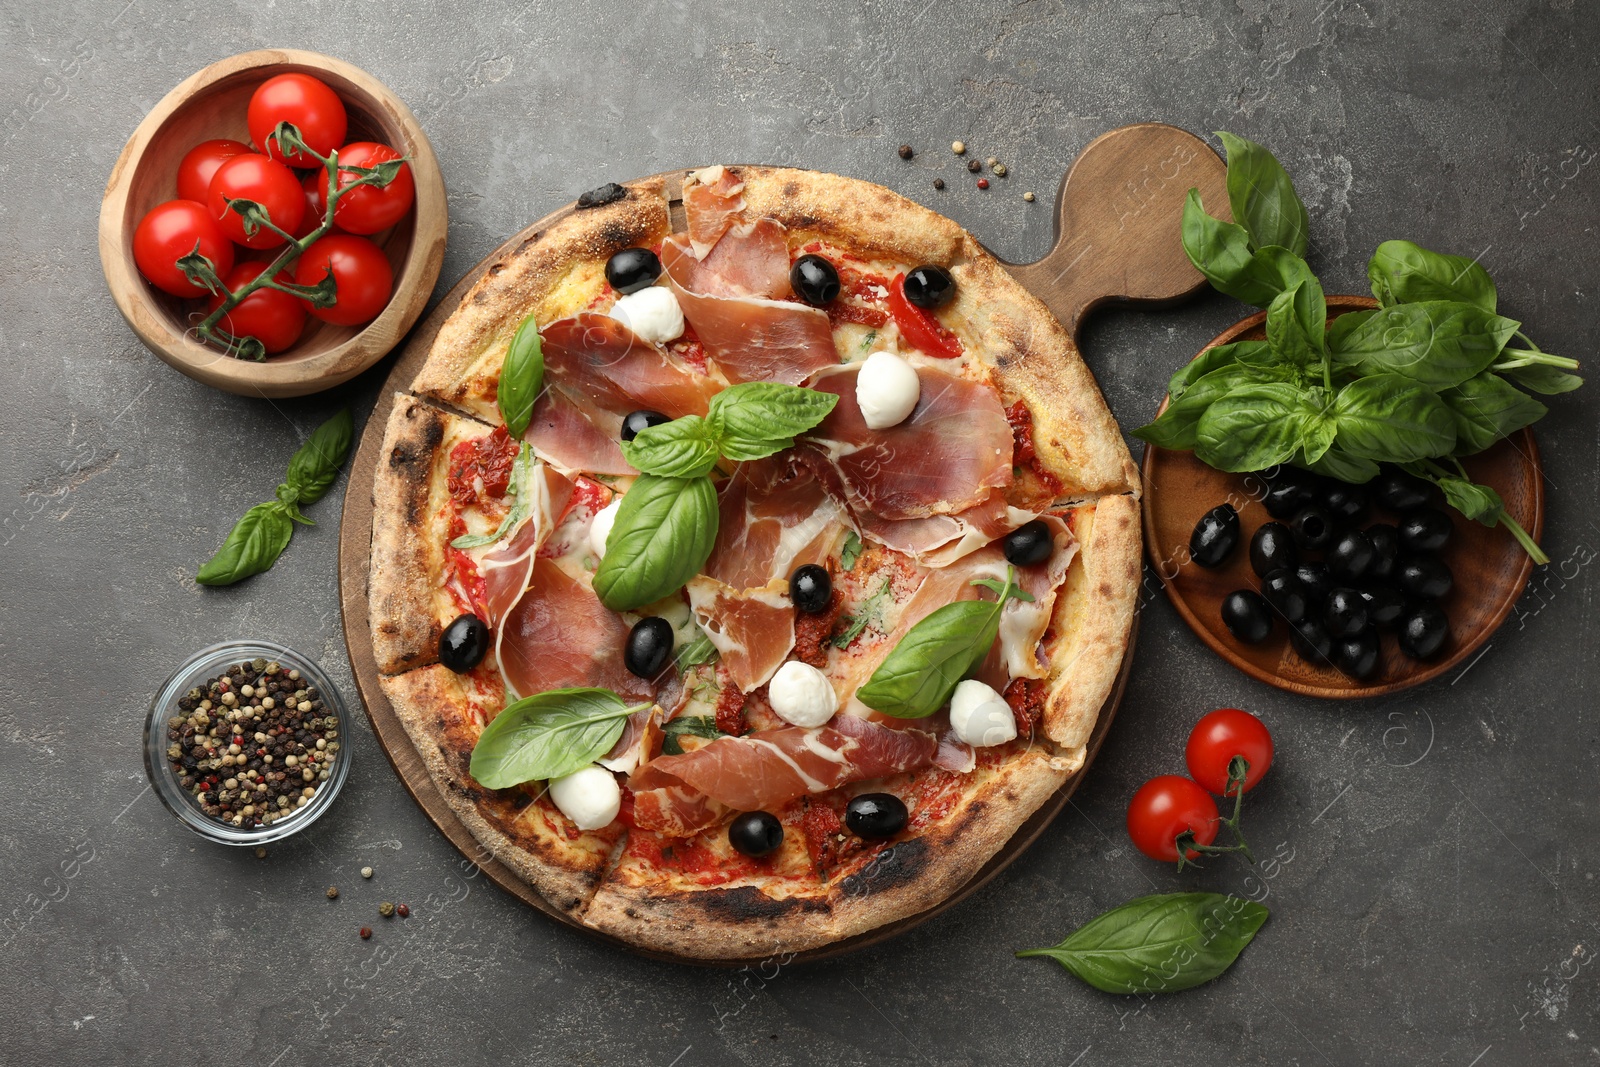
<box><xmin>338</xmin><ymin>124</ymin><xmax>1227</xmax><ymax>963</ymax></box>
<box><xmin>1140</xmin><ymin>295</ymin><xmax>1545</xmax><ymax>699</ymax></box>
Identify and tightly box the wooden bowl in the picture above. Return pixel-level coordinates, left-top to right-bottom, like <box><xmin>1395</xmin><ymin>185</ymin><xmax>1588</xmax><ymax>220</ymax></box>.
<box><xmin>1141</xmin><ymin>294</ymin><xmax>1544</xmax><ymax>698</ymax></box>
<box><xmin>98</xmin><ymin>49</ymin><xmax>448</xmax><ymax>398</ymax></box>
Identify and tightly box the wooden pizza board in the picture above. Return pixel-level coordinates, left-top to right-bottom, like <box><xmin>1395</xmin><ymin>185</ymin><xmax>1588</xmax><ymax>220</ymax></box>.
<box><xmin>337</xmin><ymin>123</ymin><xmax>1228</xmax><ymax>965</ymax></box>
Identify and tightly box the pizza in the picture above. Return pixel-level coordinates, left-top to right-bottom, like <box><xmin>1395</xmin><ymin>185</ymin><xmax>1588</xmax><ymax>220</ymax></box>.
<box><xmin>366</xmin><ymin>166</ymin><xmax>1141</xmax><ymax>959</ymax></box>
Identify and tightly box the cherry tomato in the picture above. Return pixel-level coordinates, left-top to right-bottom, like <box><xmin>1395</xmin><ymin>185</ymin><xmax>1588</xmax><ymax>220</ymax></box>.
<box><xmin>887</xmin><ymin>272</ymin><xmax>962</xmax><ymax>359</ymax></box>
<box><xmin>316</xmin><ymin>142</ymin><xmax>415</xmax><ymax>234</ymax></box>
<box><xmin>293</xmin><ymin>234</ymin><xmax>392</xmax><ymax>326</ymax></box>
<box><xmin>247</xmin><ymin>73</ymin><xmax>348</xmax><ymax>168</ymax></box>
<box><xmin>175</xmin><ymin>139</ymin><xmax>250</xmax><ymax>203</ymax></box>
<box><xmin>1186</xmin><ymin>708</ymin><xmax>1274</xmax><ymax>797</ymax></box>
<box><xmin>131</xmin><ymin>199</ymin><xmax>235</xmax><ymax>298</ymax></box>
<box><xmin>207</xmin><ymin>153</ymin><xmax>305</xmax><ymax>250</ymax></box>
<box><xmin>1126</xmin><ymin>775</ymin><xmax>1219</xmax><ymax>863</ymax></box>
<box><xmin>205</xmin><ymin>262</ymin><xmax>308</xmax><ymax>354</ymax></box>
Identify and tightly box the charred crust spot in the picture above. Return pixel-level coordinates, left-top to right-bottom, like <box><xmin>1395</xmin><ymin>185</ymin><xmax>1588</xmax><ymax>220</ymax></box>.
<box><xmin>577</xmin><ymin>182</ymin><xmax>628</xmax><ymax>209</ymax></box>
<box><xmin>624</xmin><ymin>907</ymin><xmax>639</xmax><ymax>918</ymax></box>
<box><xmin>598</xmin><ymin>219</ymin><xmax>632</xmax><ymax>249</ymax></box>
<box><xmin>845</xmin><ymin>837</ymin><xmax>929</xmax><ymax>894</ymax></box>
<box><xmin>695</xmin><ymin>885</ymin><xmax>827</xmax><ymax>921</ymax></box>
<box><xmin>782</xmin><ymin>181</ymin><xmax>800</xmax><ymax>198</ymax></box>
<box><xmin>488</xmin><ymin>264</ymin><xmax>505</xmax><ymax>277</ymax></box>
<box><xmin>515</xmin><ymin>236</ymin><xmax>539</xmax><ymax>257</ymax></box>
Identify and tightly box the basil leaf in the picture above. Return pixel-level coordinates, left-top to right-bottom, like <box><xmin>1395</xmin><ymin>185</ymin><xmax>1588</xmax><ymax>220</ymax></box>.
<box><xmin>283</xmin><ymin>408</ymin><xmax>354</xmax><ymax>505</ymax></box>
<box><xmin>619</xmin><ymin>415</ymin><xmax>720</xmax><ymax>478</ymax></box>
<box><xmin>1430</xmin><ymin>473</ymin><xmax>1506</xmax><ymax>523</ymax></box>
<box><xmin>196</xmin><ymin>502</ymin><xmax>295</xmax><ymax>586</ymax></box>
<box><xmin>1368</xmin><ymin>240</ymin><xmax>1497</xmax><ymax>312</ymax></box>
<box><xmin>1017</xmin><ymin>892</ymin><xmax>1269</xmax><ymax>995</ymax></box>
<box><xmin>1330</xmin><ymin>374</ymin><xmax>1457</xmax><ymax>462</ymax></box>
<box><xmin>1300</xmin><ymin>412</ymin><xmax>1337</xmax><ymax>465</ymax></box>
<box><xmin>709</xmin><ymin>382</ymin><xmax>839</xmax><ymax>460</ymax></box>
<box><xmin>497</xmin><ymin>314</ymin><xmax>544</xmax><ymax>440</ymax></box>
<box><xmin>858</xmin><ymin>571</ymin><xmax>1029</xmax><ymax>718</ymax></box>
<box><xmin>1327</xmin><ymin>301</ymin><xmax>1519</xmax><ymax>389</ymax></box>
<box><xmin>469</xmin><ymin>688</ymin><xmax>639</xmax><ymax>788</ymax></box>
<box><xmin>1217</xmin><ymin>131</ymin><xmax>1310</xmax><ymax>256</ymax></box>
<box><xmin>1305</xmin><ymin>446</ymin><xmax>1380</xmax><ymax>484</ymax></box>
<box><xmin>1325</xmin><ymin>309</ymin><xmax>1376</xmax><ymax>353</ymax></box>
<box><xmin>450</xmin><ymin>444</ymin><xmax>533</xmax><ymax>549</ymax></box>
<box><xmin>840</xmin><ymin>531</ymin><xmax>863</xmax><ymax>572</ymax></box>
<box><xmin>674</xmin><ymin>632</ymin><xmax>718</xmax><ymax>671</ymax></box>
<box><xmin>1180</xmin><ymin>190</ymin><xmax>1275</xmax><ymax>306</ymax></box>
<box><xmin>1133</xmin><ymin>365</ymin><xmax>1255</xmax><ymax>451</ymax></box>
<box><xmin>592</xmin><ymin>474</ymin><xmax>719</xmax><ymax>611</ymax></box>
<box><xmin>1438</xmin><ymin>373</ymin><xmax>1547</xmax><ymax>454</ymax></box>
<box><xmin>1264</xmin><ymin>277</ymin><xmax>1326</xmax><ymax>366</ymax></box>
<box><xmin>1166</xmin><ymin>341</ymin><xmax>1269</xmax><ymax>402</ymax></box>
<box><xmin>1195</xmin><ymin>382</ymin><xmax>1312</xmax><ymax>472</ymax></box>
<box><xmin>660</xmin><ymin>714</ymin><xmax>721</xmax><ymax>756</ymax></box>
<box><xmin>1500</xmin><ymin>361</ymin><xmax>1584</xmax><ymax>395</ymax></box>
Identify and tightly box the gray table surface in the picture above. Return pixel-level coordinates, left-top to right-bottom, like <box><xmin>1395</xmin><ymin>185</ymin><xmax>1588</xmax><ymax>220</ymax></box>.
<box><xmin>3</xmin><ymin>1</ymin><xmax>1597</xmax><ymax>1064</ymax></box>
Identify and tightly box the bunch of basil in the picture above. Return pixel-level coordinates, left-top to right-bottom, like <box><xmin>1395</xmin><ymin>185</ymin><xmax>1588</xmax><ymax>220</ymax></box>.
<box><xmin>1133</xmin><ymin>132</ymin><xmax>1581</xmax><ymax>564</ymax></box>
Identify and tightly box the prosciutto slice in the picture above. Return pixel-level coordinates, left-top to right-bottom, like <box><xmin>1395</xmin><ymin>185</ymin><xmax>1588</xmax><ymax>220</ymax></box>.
<box><xmin>853</xmin><ymin>488</ymin><xmax>1031</xmax><ymax>566</ymax></box>
<box><xmin>477</xmin><ymin>465</ymin><xmax>576</xmax><ymax>626</ymax></box>
<box><xmin>539</xmin><ymin>314</ymin><xmax>719</xmax><ymax>429</ymax></box>
<box><xmin>802</xmin><ymin>364</ymin><xmax>1013</xmax><ymax>520</ymax></box>
<box><xmin>628</xmin><ymin>714</ymin><xmax>938</xmax><ymax>830</ymax></box>
<box><xmin>683</xmin><ymin>165</ymin><xmax>747</xmax><ymax>258</ymax></box>
<box><xmin>686</xmin><ymin>576</ymin><xmax>795</xmax><ymax>692</ymax></box>
<box><xmin>497</xmin><ymin>558</ymin><xmax>654</xmax><ymax>703</ymax></box>
<box><xmin>704</xmin><ymin>459</ymin><xmax>847</xmax><ymax>590</ymax></box>
<box><xmin>525</xmin><ymin>390</ymin><xmax>633</xmax><ymax>476</ymax></box>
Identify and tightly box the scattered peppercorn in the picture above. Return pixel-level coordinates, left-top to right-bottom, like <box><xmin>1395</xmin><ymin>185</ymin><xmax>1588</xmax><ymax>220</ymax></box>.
<box><xmin>966</xmin><ymin>158</ymin><xmax>981</xmax><ymax>173</ymax></box>
<box><xmin>897</xmin><ymin>144</ymin><xmax>914</xmax><ymax>160</ymax></box>
<box><xmin>254</xmin><ymin>847</ymin><xmax>267</xmax><ymax>859</ymax></box>
<box><xmin>985</xmin><ymin>156</ymin><xmax>998</xmax><ymax>167</ymax></box>
<box><xmin>165</xmin><ymin>658</ymin><xmax>341</xmax><ymax>831</ymax></box>
<box><xmin>378</xmin><ymin>901</ymin><xmax>396</xmax><ymax>918</ymax></box>
<box><xmin>326</xmin><ymin>886</ymin><xmax>339</xmax><ymax>899</ymax></box>
<box><xmin>977</xmin><ymin>178</ymin><xmax>990</xmax><ymax>190</ymax></box>
<box><xmin>396</xmin><ymin>904</ymin><xmax>410</xmax><ymax>918</ymax></box>
<box><xmin>993</xmin><ymin>163</ymin><xmax>1008</xmax><ymax>177</ymax></box>
<box><xmin>361</xmin><ymin>866</ymin><xmax>374</xmax><ymax>879</ymax></box>
<box><xmin>359</xmin><ymin>926</ymin><xmax>372</xmax><ymax>940</ymax></box>
<box><xmin>951</xmin><ymin>140</ymin><xmax>966</xmax><ymax>155</ymax></box>
<box><xmin>1024</xmin><ymin>191</ymin><xmax>1036</xmax><ymax>202</ymax></box>
<box><xmin>932</xmin><ymin>178</ymin><xmax>945</xmax><ymax>190</ymax></box>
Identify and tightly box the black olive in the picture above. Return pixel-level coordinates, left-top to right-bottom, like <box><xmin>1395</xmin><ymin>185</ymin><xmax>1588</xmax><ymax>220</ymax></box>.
<box><xmin>1294</xmin><ymin>561</ymin><xmax>1332</xmax><ymax>607</ymax></box>
<box><xmin>439</xmin><ymin>614</ymin><xmax>490</xmax><ymax>673</ymax></box>
<box><xmin>1398</xmin><ymin>508</ymin><xmax>1453</xmax><ymax>553</ymax></box>
<box><xmin>1397</xmin><ymin>602</ymin><xmax>1450</xmax><ymax>660</ymax></box>
<box><xmin>1324</xmin><ymin>588</ymin><xmax>1370</xmax><ymax>638</ymax></box>
<box><xmin>789</xmin><ymin>254</ymin><xmax>841</xmax><ymax>306</ymax></box>
<box><xmin>1327</xmin><ymin>529</ymin><xmax>1375</xmax><ymax>584</ymax></box>
<box><xmin>620</xmin><ymin>409</ymin><xmax>669</xmax><ymax>442</ymax></box>
<box><xmin>1365</xmin><ymin>523</ymin><xmax>1400</xmax><ymax>581</ymax></box>
<box><xmin>1289</xmin><ymin>505</ymin><xmax>1335</xmax><ymax>552</ymax></box>
<box><xmin>1321</xmin><ymin>482</ymin><xmax>1369</xmax><ymax>524</ymax></box>
<box><xmin>1359</xmin><ymin>585</ymin><xmax>1407</xmax><ymax>628</ymax></box>
<box><xmin>1221</xmin><ymin>590</ymin><xmax>1273</xmax><ymax>644</ymax></box>
<box><xmin>728</xmin><ymin>811</ymin><xmax>784</xmax><ymax>857</ymax></box>
<box><xmin>1189</xmin><ymin>504</ymin><xmax>1240</xmax><ymax>568</ymax></box>
<box><xmin>790</xmin><ymin>564</ymin><xmax>832</xmax><ymax>614</ymax></box>
<box><xmin>1249</xmin><ymin>522</ymin><xmax>1298</xmax><ymax>577</ymax></box>
<box><xmin>845</xmin><ymin>793</ymin><xmax>908</xmax><ymax>838</ymax></box>
<box><xmin>624</xmin><ymin>617</ymin><xmax>674</xmax><ymax>678</ymax></box>
<box><xmin>1289</xmin><ymin>618</ymin><xmax>1335</xmax><ymax>665</ymax></box>
<box><xmin>1374</xmin><ymin>467</ymin><xmax>1433</xmax><ymax>512</ymax></box>
<box><xmin>1260</xmin><ymin>567</ymin><xmax>1310</xmax><ymax>623</ymax></box>
<box><xmin>1398</xmin><ymin>556</ymin><xmax>1453</xmax><ymax>600</ymax></box>
<box><xmin>1260</xmin><ymin>466</ymin><xmax>1320</xmax><ymax>519</ymax></box>
<box><xmin>902</xmin><ymin>265</ymin><xmax>956</xmax><ymax>309</ymax></box>
<box><xmin>604</xmin><ymin>247</ymin><xmax>662</xmax><ymax>295</ymax></box>
<box><xmin>1335</xmin><ymin>630</ymin><xmax>1381</xmax><ymax>680</ymax></box>
<box><xmin>1003</xmin><ymin>519</ymin><xmax>1054</xmax><ymax>567</ymax></box>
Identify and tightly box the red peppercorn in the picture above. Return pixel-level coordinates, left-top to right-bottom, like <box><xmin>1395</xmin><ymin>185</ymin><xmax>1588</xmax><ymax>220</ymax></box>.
<box><xmin>977</xmin><ymin>178</ymin><xmax>990</xmax><ymax>190</ymax></box>
<box><xmin>359</xmin><ymin>927</ymin><xmax>372</xmax><ymax>940</ymax></box>
<box><xmin>396</xmin><ymin>904</ymin><xmax>410</xmax><ymax>918</ymax></box>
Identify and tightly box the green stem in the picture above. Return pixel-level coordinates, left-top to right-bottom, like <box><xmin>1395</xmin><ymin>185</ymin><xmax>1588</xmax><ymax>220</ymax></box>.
<box><xmin>1497</xmin><ymin>348</ymin><xmax>1580</xmax><ymax>369</ymax></box>
<box><xmin>1500</xmin><ymin>512</ymin><xmax>1550</xmax><ymax>566</ymax></box>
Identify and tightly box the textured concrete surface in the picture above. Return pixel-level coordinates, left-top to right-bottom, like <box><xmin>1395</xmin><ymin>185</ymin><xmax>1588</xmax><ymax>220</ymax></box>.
<box><xmin>2</xmin><ymin>1</ymin><xmax>1597</xmax><ymax>1064</ymax></box>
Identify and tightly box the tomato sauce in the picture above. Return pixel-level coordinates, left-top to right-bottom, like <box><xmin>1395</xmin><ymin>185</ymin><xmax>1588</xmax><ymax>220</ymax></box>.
<box><xmin>1006</xmin><ymin>401</ymin><xmax>1064</xmax><ymax>496</ymax></box>
<box><xmin>447</xmin><ymin>426</ymin><xmax>518</xmax><ymax>508</ymax></box>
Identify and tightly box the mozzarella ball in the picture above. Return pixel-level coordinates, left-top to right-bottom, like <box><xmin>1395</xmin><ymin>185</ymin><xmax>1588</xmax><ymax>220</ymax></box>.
<box><xmin>548</xmin><ymin>765</ymin><xmax>622</xmax><ymax>830</ymax></box>
<box><xmin>608</xmin><ymin>286</ymin><xmax>684</xmax><ymax>345</ymax></box>
<box><xmin>768</xmin><ymin>661</ymin><xmax>838</xmax><ymax>728</ymax></box>
<box><xmin>589</xmin><ymin>499</ymin><xmax>621</xmax><ymax>558</ymax></box>
<box><xmin>948</xmin><ymin>679</ymin><xmax>1018</xmax><ymax>747</ymax></box>
<box><xmin>855</xmin><ymin>350</ymin><xmax>921</xmax><ymax>430</ymax></box>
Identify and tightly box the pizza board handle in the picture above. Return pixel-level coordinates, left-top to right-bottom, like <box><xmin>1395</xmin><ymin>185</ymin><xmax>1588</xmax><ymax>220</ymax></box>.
<box><xmin>1000</xmin><ymin>122</ymin><xmax>1229</xmax><ymax>338</ymax></box>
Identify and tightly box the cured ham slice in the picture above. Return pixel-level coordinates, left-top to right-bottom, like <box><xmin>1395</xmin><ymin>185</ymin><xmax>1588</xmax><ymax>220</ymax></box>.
<box><xmin>803</xmin><ymin>364</ymin><xmax>1013</xmax><ymax>520</ymax></box>
<box><xmin>477</xmin><ymin>464</ymin><xmax>576</xmax><ymax>626</ymax></box>
<box><xmin>539</xmin><ymin>314</ymin><xmax>719</xmax><ymax>428</ymax></box>
<box><xmin>661</xmin><ymin>236</ymin><xmax>837</xmax><ymax>385</ymax></box>
<box><xmin>853</xmin><ymin>489</ymin><xmax>1031</xmax><ymax>566</ymax></box>
<box><xmin>525</xmin><ymin>390</ymin><xmax>633</xmax><ymax>476</ymax></box>
<box><xmin>497</xmin><ymin>558</ymin><xmax>654</xmax><ymax>702</ymax></box>
<box><xmin>686</xmin><ymin>576</ymin><xmax>795</xmax><ymax>692</ymax></box>
<box><xmin>682</xmin><ymin>218</ymin><xmax>792</xmax><ymax>300</ymax></box>
<box><xmin>683</xmin><ymin>165</ymin><xmax>747</xmax><ymax>258</ymax></box>
<box><xmin>628</xmin><ymin>781</ymin><xmax>731</xmax><ymax>838</ymax></box>
<box><xmin>628</xmin><ymin>714</ymin><xmax>938</xmax><ymax>829</ymax></box>
<box><xmin>704</xmin><ymin>459</ymin><xmax>847</xmax><ymax>590</ymax></box>
<box><xmin>598</xmin><ymin>706</ymin><xmax>663</xmax><ymax>775</ymax></box>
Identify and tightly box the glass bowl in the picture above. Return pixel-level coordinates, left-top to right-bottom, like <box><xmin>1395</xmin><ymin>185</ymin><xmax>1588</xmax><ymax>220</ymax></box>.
<box><xmin>144</xmin><ymin>639</ymin><xmax>352</xmax><ymax>845</ymax></box>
